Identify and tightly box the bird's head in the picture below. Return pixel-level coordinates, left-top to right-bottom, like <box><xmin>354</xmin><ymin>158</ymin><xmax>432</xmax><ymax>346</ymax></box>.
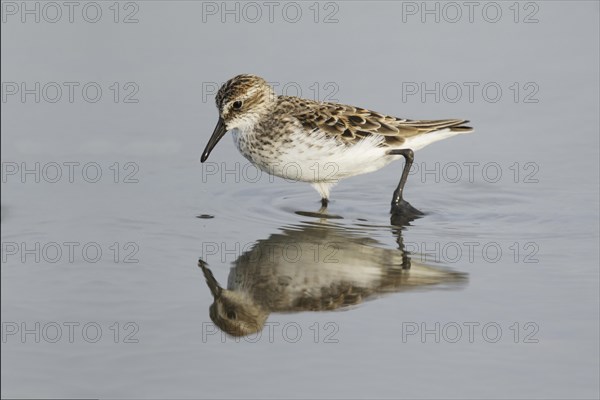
<box><xmin>201</xmin><ymin>74</ymin><xmax>276</xmax><ymax>162</ymax></box>
<box><xmin>199</xmin><ymin>259</ymin><xmax>268</xmax><ymax>337</ymax></box>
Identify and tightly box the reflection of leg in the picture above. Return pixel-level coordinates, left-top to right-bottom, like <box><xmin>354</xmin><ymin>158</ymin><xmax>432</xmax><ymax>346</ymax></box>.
<box><xmin>295</xmin><ymin>200</ymin><xmax>342</xmax><ymax>220</ymax></box>
<box><xmin>387</xmin><ymin>149</ymin><xmax>424</xmax><ymax>219</ymax></box>
<box><xmin>395</xmin><ymin>230</ymin><xmax>412</xmax><ymax>270</ymax></box>
<box><xmin>401</xmin><ymin>252</ymin><xmax>411</xmax><ymax>270</ymax></box>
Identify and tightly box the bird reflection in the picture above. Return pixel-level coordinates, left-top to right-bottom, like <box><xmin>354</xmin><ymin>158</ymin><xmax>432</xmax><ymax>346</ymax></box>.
<box><xmin>199</xmin><ymin>222</ymin><xmax>467</xmax><ymax>337</ymax></box>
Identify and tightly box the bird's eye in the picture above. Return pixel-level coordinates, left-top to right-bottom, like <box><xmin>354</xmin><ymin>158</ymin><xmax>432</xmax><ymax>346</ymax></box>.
<box><xmin>226</xmin><ymin>310</ymin><xmax>237</xmax><ymax>320</ymax></box>
<box><xmin>232</xmin><ymin>101</ymin><xmax>243</xmax><ymax>110</ymax></box>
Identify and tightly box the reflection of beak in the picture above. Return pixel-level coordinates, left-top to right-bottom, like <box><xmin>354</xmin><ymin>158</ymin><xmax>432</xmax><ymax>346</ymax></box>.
<box><xmin>198</xmin><ymin>259</ymin><xmax>223</xmax><ymax>299</ymax></box>
<box><xmin>201</xmin><ymin>118</ymin><xmax>227</xmax><ymax>162</ymax></box>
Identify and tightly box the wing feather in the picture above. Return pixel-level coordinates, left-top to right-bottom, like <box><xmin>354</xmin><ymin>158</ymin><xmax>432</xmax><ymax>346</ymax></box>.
<box><xmin>278</xmin><ymin>96</ymin><xmax>472</xmax><ymax>147</ymax></box>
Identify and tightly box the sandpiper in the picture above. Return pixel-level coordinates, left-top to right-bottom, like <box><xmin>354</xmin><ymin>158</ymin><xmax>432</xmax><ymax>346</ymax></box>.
<box><xmin>201</xmin><ymin>74</ymin><xmax>473</xmax><ymax>217</ymax></box>
<box><xmin>199</xmin><ymin>223</ymin><xmax>467</xmax><ymax>337</ymax></box>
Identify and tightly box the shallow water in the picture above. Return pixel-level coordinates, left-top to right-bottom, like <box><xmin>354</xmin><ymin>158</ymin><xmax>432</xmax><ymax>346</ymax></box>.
<box><xmin>2</xmin><ymin>2</ymin><xmax>599</xmax><ymax>399</ymax></box>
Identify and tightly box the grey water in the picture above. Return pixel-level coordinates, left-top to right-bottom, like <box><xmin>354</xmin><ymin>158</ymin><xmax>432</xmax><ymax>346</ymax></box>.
<box><xmin>1</xmin><ymin>2</ymin><xmax>599</xmax><ymax>399</ymax></box>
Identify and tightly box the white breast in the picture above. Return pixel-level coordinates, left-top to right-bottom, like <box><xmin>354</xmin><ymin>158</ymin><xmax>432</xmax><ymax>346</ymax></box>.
<box><xmin>244</xmin><ymin>128</ymin><xmax>395</xmax><ymax>183</ymax></box>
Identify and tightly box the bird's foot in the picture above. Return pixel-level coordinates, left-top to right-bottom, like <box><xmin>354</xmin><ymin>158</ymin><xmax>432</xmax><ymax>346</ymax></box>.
<box><xmin>390</xmin><ymin>199</ymin><xmax>424</xmax><ymax>226</ymax></box>
<box><xmin>294</xmin><ymin>198</ymin><xmax>342</xmax><ymax>219</ymax></box>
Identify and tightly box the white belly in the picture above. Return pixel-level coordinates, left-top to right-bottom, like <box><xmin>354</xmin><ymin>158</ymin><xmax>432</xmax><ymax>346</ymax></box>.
<box><xmin>233</xmin><ymin>128</ymin><xmax>395</xmax><ymax>183</ymax></box>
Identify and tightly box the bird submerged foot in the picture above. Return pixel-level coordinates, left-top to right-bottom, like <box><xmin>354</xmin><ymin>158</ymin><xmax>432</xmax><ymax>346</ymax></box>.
<box><xmin>390</xmin><ymin>197</ymin><xmax>424</xmax><ymax>226</ymax></box>
<box><xmin>388</xmin><ymin>148</ymin><xmax>425</xmax><ymax>225</ymax></box>
<box><xmin>294</xmin><ymin>198</ymin><xmax>342</xmax><ymax>219</ymax></box>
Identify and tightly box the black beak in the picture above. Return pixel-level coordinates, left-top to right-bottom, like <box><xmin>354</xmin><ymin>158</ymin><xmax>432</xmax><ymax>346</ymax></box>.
<box><xmin>201</xmin><ymin>118</ymin><xmax>227</xmax><ymax>162</ymax></box>
<box><xmin>198</xmin><ymin>259</ymin><xmax>223</xmax><ymax>299</ymax></box>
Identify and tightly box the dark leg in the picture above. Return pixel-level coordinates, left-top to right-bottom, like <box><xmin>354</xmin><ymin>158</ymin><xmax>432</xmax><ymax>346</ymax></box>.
<box><xmin>294</xmin><ymin>195</ymin><xmax>342</xmax><ymax>219</ymax></box>
<box><xmin>387</xmin><ymin>149</ymin><xmax>424</xmax><ymax>222</ymax></box>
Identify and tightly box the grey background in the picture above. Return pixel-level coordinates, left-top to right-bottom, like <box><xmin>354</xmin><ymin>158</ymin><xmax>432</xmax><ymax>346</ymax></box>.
<box><xmin>1</xmin><ymin>1</ymin><xmax>599</xmax><ymax>399</ymax></box>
